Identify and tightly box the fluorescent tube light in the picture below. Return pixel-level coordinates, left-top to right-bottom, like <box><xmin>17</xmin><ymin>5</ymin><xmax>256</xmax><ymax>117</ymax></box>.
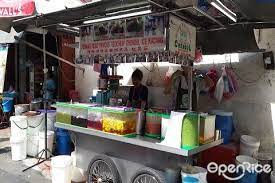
<box><xmin>59</xmin><ymin>23</ymin><xmax>70</xmax><ymax>27</ymax></box>
<box><xmin>211</xmin><ymin>1</ymin><xmax>237</xmax><ymax>22</ymax></box>
<box><xmin>215</xmin><ymin>0</ymin><xmax>236</xmax><ymax>16</ymax></box>
<box><xmin>84</xmin><ymin>9</ymin><xmax>152</xmax><ymax>24</ymax></box>
<box><xmin>106</xmin><ymin>5</ymin><xmax>151</xmax><ymax>16</ymax></box>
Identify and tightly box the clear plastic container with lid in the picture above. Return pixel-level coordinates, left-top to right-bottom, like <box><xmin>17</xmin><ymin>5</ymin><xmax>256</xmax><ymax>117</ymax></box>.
<box><xmin>102</xmin><ymin>107</ymin><xmax>136</xmax><ymax>135</ymax></box>
<box><xmin>56</xmin><ymin>103</ymin><xmax>72</xmax><ymax>124</ymax></box>
<box><xmin>145</xmin><ymin>112</ymin><xmax>162</xmax><ymax>139</ymax></box>
<box><xmin>87</xmin><ymin>107</ymin><xmax>103</xmax><ymax>131</ymax></box>
<box><xmin>70</xmin><ymin>105</ymin><xmax>88</xmax><ymax>128</ymax></box>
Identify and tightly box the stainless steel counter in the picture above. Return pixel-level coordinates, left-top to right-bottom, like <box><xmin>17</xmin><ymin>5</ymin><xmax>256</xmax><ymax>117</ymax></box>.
<box><xmin>55</xmin><ymin>122</ymin><xmax>223</xmax><ymax>157</ymax></box>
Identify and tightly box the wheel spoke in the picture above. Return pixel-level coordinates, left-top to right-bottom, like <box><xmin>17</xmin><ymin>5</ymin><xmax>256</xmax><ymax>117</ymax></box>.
<box><xmin>134</xmin><ymin>174</ymin><xmax>159</xmax><ymax>183</ymax></box>
<box><xmin>88</xmin><ymin>160</ymin><xmax>115</xmax><ymax>183</ymax></box>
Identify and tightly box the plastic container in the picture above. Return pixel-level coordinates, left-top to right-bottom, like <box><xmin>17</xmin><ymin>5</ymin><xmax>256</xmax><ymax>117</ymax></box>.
<box><xmin>181</xmin><ymin>166</ymin><xmax>207</xmax><ymax>183</ymax></box>
<box><xmin>161</xmin><ymin>114</ymin><xmax>170</xmax><ymax>140</ymax></box>
<box><xmin>10</xmin><ymin>115</ymin><xmax>28</xmax><ymax>138</ymax></box>
<box><xmin>56</xmin><ymin>103</ymin><xmax>72</xmax><ymax>124</ymax></box>
<box><xmin>56</xmin><ymin>129</ymin><xmax>72</xmax><ymax>155</ymax></box>
<box><xmin>240</xmin><ymin>135</ymin><xmax>260</xmax><ymax>156</ymax></box>
<box><xmin>255</xmin><ymin>152</ymin><xmax>272</xmax><ymax>183</ymax></box>
<box><xmin>38</xmin><ymin>110</ymin><xmax>56</xmax><ymax>131</ymax></box>
<box><xmin>87</xmin><ymin>107</ymin><xmax>103</xmax><ymax>131</ymax></box>
<box><xmin>71</xmin><ymin>151</ymin><xmax>86</xmax><ymax>182</ymax></box>
<box><xmin>199</xmin><ymin>115</ymin><xmax>216</xmax><ymax>144</ymax></box>
<box><xmin>38</xmin><ymin>131</ymin><xmax>54</xmax><ymax>159</ymax></box>
<box><xmin>181</xmin><ymin>113</ymin><xmax>200</xmax><ymax>149</ymax></box>
<box><xmin>182</xmin><ymin>177</ymin><xmax>199</xmax><ymax>183</ymax></box>
<box><xmin>235</xmin><ymin>155</ymin><xmax>258</xmax><ymax>183</ymax></box>
<box><xmin>102</xmin><ymin>109</ymin><xmax>136</xmax><ymax>135</ymax></box>
<box><xmin>71</xmin><ymin>107</ymin><xmax>88</xmax><ymax>128</ymax></box>
<box><xmin>51</xmin><ymin>155</ymin><xmax>73</xmax><ymax>183</ymax></box>
<box><xmin>2</xmin><ymin>97</ymin><xmax>13</xmax><ymax>112</ymax></box>
<box><xmin>145</xmin><ymin>112</ymin><xmax>162</xmax><ymax>139</ymax></box>
<box><xmin>10</xmin><ymin>136</ymin><xmax>27</xmax><ymax>161</ymax></box>
<box><xmin>27</xmin><ymin>134</ymin><xmax>39</xmax><ymax>157</ymax></box>
<box><xmin>15</xmin><ymin>104</ymin><xmax>30</xmax><ymax>116</ymax></box>
<box><xmin>211</xmin><ymin>111</ymin><xmax>234</xmax><ymax>144</ymax></box>
<box><xmin>27</xmin><ymin>113</ymin><xmax>45</xmax><ymax>136</ymax></box>
<box><xmin>136</xmin><ymin>110</ymin><xmax>146</xmax><ymax>135</ymax></box>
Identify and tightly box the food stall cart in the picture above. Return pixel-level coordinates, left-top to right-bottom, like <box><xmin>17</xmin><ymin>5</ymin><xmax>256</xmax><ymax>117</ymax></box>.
<box><xmin>52</xmin><ymin>11</ymin><xmax>223</xmax><ymax>183</ymax></box>
<box><xmin>55</xmin><ymin>110</ymin><xmax>222</xmax><ymax>183</ymax></box>
<box><xmin>54</xmin><ymin>96</ymin><xmax>222</xmax><ymax>183</ymax></box>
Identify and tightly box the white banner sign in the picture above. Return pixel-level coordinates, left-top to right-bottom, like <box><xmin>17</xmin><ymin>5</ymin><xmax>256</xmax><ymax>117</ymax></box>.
<box><xmin>80</xmin><ymin>15</ymin><xmax>166</xmax><ymax>57</ymax></box>
<box><xmin>0</xmin><ymin>44</ymin><xmax>8</xmax><ymax>93</ymax></box>
<box><xmin>169</xmin><ymin>15</ymin><xmax>196</xmax><ymax>58</ymax></box>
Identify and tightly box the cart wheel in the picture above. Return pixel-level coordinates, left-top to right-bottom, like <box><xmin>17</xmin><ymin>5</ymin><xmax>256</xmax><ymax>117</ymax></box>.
<box><xmin>131</xmin><ymin>168</ymin><xmax>165</xmax><ymax>183</ymax></box>
<box><xmin>87</xmin><ymin>155</ymin><xmax>121</xmax><ymax>183</ymax></box>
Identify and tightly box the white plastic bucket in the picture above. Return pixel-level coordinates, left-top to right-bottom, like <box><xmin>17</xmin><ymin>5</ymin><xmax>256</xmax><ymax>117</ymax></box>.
<box><xmin>71</xmin><ymin>151</ymin><xmax>86</xmax><ymax>183</ymax></box>
<box><xmin>38</xmin><ymin>110</ymin><xmax>56</xmax><ymax>131</ymax></box>
<box><xmin>38</xmin><ymin>131</ymin><xmax>54</xmax><ymax>159</ymax></box>
<box><xmin>14</xmin><ymin>104</ymin><xmax>30</xmax><ymax>116</ymax></box>
<box><xmin>10</xmin><ymin>136</ymin><xmax>27</xmax><ymax>161</ymax></box>
<box><xmin>27</xmin><ymin>134</ymin><xmax>39</xmax><ymax>157</ymax></box>
<box><xmin>27</xmin><ymin>114</ymin><xmax>45</xmax><ymax>136</ymax></box>
<box><xmin>271</xmin><ymin>171</ymin><xmax>275</xmax><ymax>183</ymax></box>
<box><xmin>236</xmin><ymin>155</ymin><xmax>258</xmax><ymax>167</ymax></box>
<box><xmin>240</xmin><ymin>135</ymin><xmax>260</xmax><ymax>156</ymax></box>
<box><xmin>51</xmin><ymin>155</ymin><xmax>73</xmax><ymax>183</ymax></box>
<box><xmin>181</xmin><ymin>166</ymin><xmax>208</xmax><ymax>183</ymax></box>
<box><xmin>10</xmin><ymin>116</ymin><xmax>28</xmax><ymax>138</ymax></box>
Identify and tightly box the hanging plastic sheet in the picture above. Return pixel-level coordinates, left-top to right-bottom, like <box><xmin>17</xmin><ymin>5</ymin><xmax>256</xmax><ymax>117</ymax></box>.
<box><xmin>0</xmin><ymin>44</ymin><xmax>9</xmax><ymax>93</ymax></box>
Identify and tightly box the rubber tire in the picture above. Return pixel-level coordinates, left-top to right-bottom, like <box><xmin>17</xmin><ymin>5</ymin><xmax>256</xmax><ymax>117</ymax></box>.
<box><xmin>131</xmin><ymin>168</ymin><xmax>166</xmax><ymax>183</ymax></box>
<box><xmin>87</xmin><ymin>155</ymin><xmax>122</xmax><ymax>183</ymax></box>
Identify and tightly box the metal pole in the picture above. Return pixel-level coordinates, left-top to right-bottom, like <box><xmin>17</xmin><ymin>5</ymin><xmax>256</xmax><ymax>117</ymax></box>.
<box><xmin>43</xmin><ymin>29</ymin><xmax>48</xmax><ymax>159</ymax></box>
<box><xmin>188</xmin><ymin>66</ymin><xmax>193</xmax><ymax>111</ymax></box>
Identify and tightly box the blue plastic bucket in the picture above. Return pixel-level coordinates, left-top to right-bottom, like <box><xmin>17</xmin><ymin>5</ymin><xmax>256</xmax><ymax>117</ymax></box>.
<box><xmin>2</xmin><ymin>97</ymin><xmax>14</xmax><ymax>113</ymax></box>
<box><xmin>182</xmin><ymin>177</ymin><xmax>199</xmax><ymax>183</ymax></box>
<box><xmin>236</xmin><ymin>155</ymin><xmax>258</xmax><ymax>183</ymax></box>
<box><xmin>212</xmin><ymin>111</ymin><xmax>234</xmax><ymax>144</ymax></box>
<box><xmin>236</xmin><ymin>169</ymin><xmax>258</xmax><ymax>183</ymax></box>
<box><xmin>56</xmin><ymin>128</ymin><xmax>71</xmax><ymax>155</ymax></box>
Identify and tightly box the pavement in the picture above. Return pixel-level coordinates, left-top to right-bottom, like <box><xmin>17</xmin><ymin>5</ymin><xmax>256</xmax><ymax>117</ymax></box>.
<box><xmin>0</xmin><ymin>128</ymin><xmax>50</xmax><ymax>183</ymax></box>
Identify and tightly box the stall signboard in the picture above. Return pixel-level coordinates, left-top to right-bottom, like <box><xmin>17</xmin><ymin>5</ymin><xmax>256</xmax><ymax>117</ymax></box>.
<box><xmin>0</xmin><ymin>44</ymin><xmax>8</xmax><ymax>93</ymax></box>
<box><xmin>80</xmin><ymin>15</ymin><xmax>166</xmax><ymax>61</ymax></box>
<box><xmin>0</xmin><ymin>0</ymin><xmax>35</xmax><ymax>17</ymax></box>
<box><xmin>169</xmin><ymin>15</ymin><xmax>196</xmax><ymax>58</ymax></box>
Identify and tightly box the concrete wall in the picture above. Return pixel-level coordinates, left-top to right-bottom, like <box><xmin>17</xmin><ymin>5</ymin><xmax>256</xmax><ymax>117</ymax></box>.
<box><xmin>197</xmin><ymin>53</ymin><xmax>274</xmax><ymax>151</ymax></box>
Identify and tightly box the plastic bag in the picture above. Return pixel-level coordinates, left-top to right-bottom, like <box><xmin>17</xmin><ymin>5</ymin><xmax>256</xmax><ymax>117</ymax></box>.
<box><xmin>164</xmin><ymin>66</ymin><xmax>175</xmax><ymax>87</ymax></box>
<box><xmin>214</xmin><ymin>69</ymin><xmax>225</xmax><ymax>103</ymax></box>
<box><xmin>206</xmin><ymin>68</ymin><xmax>219</xmax><ymax>98</ymax></box>
<box><xmin>194</xmin><ymin>48</ymin><xmax>203</xmax><ymax>63</ymax></box>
